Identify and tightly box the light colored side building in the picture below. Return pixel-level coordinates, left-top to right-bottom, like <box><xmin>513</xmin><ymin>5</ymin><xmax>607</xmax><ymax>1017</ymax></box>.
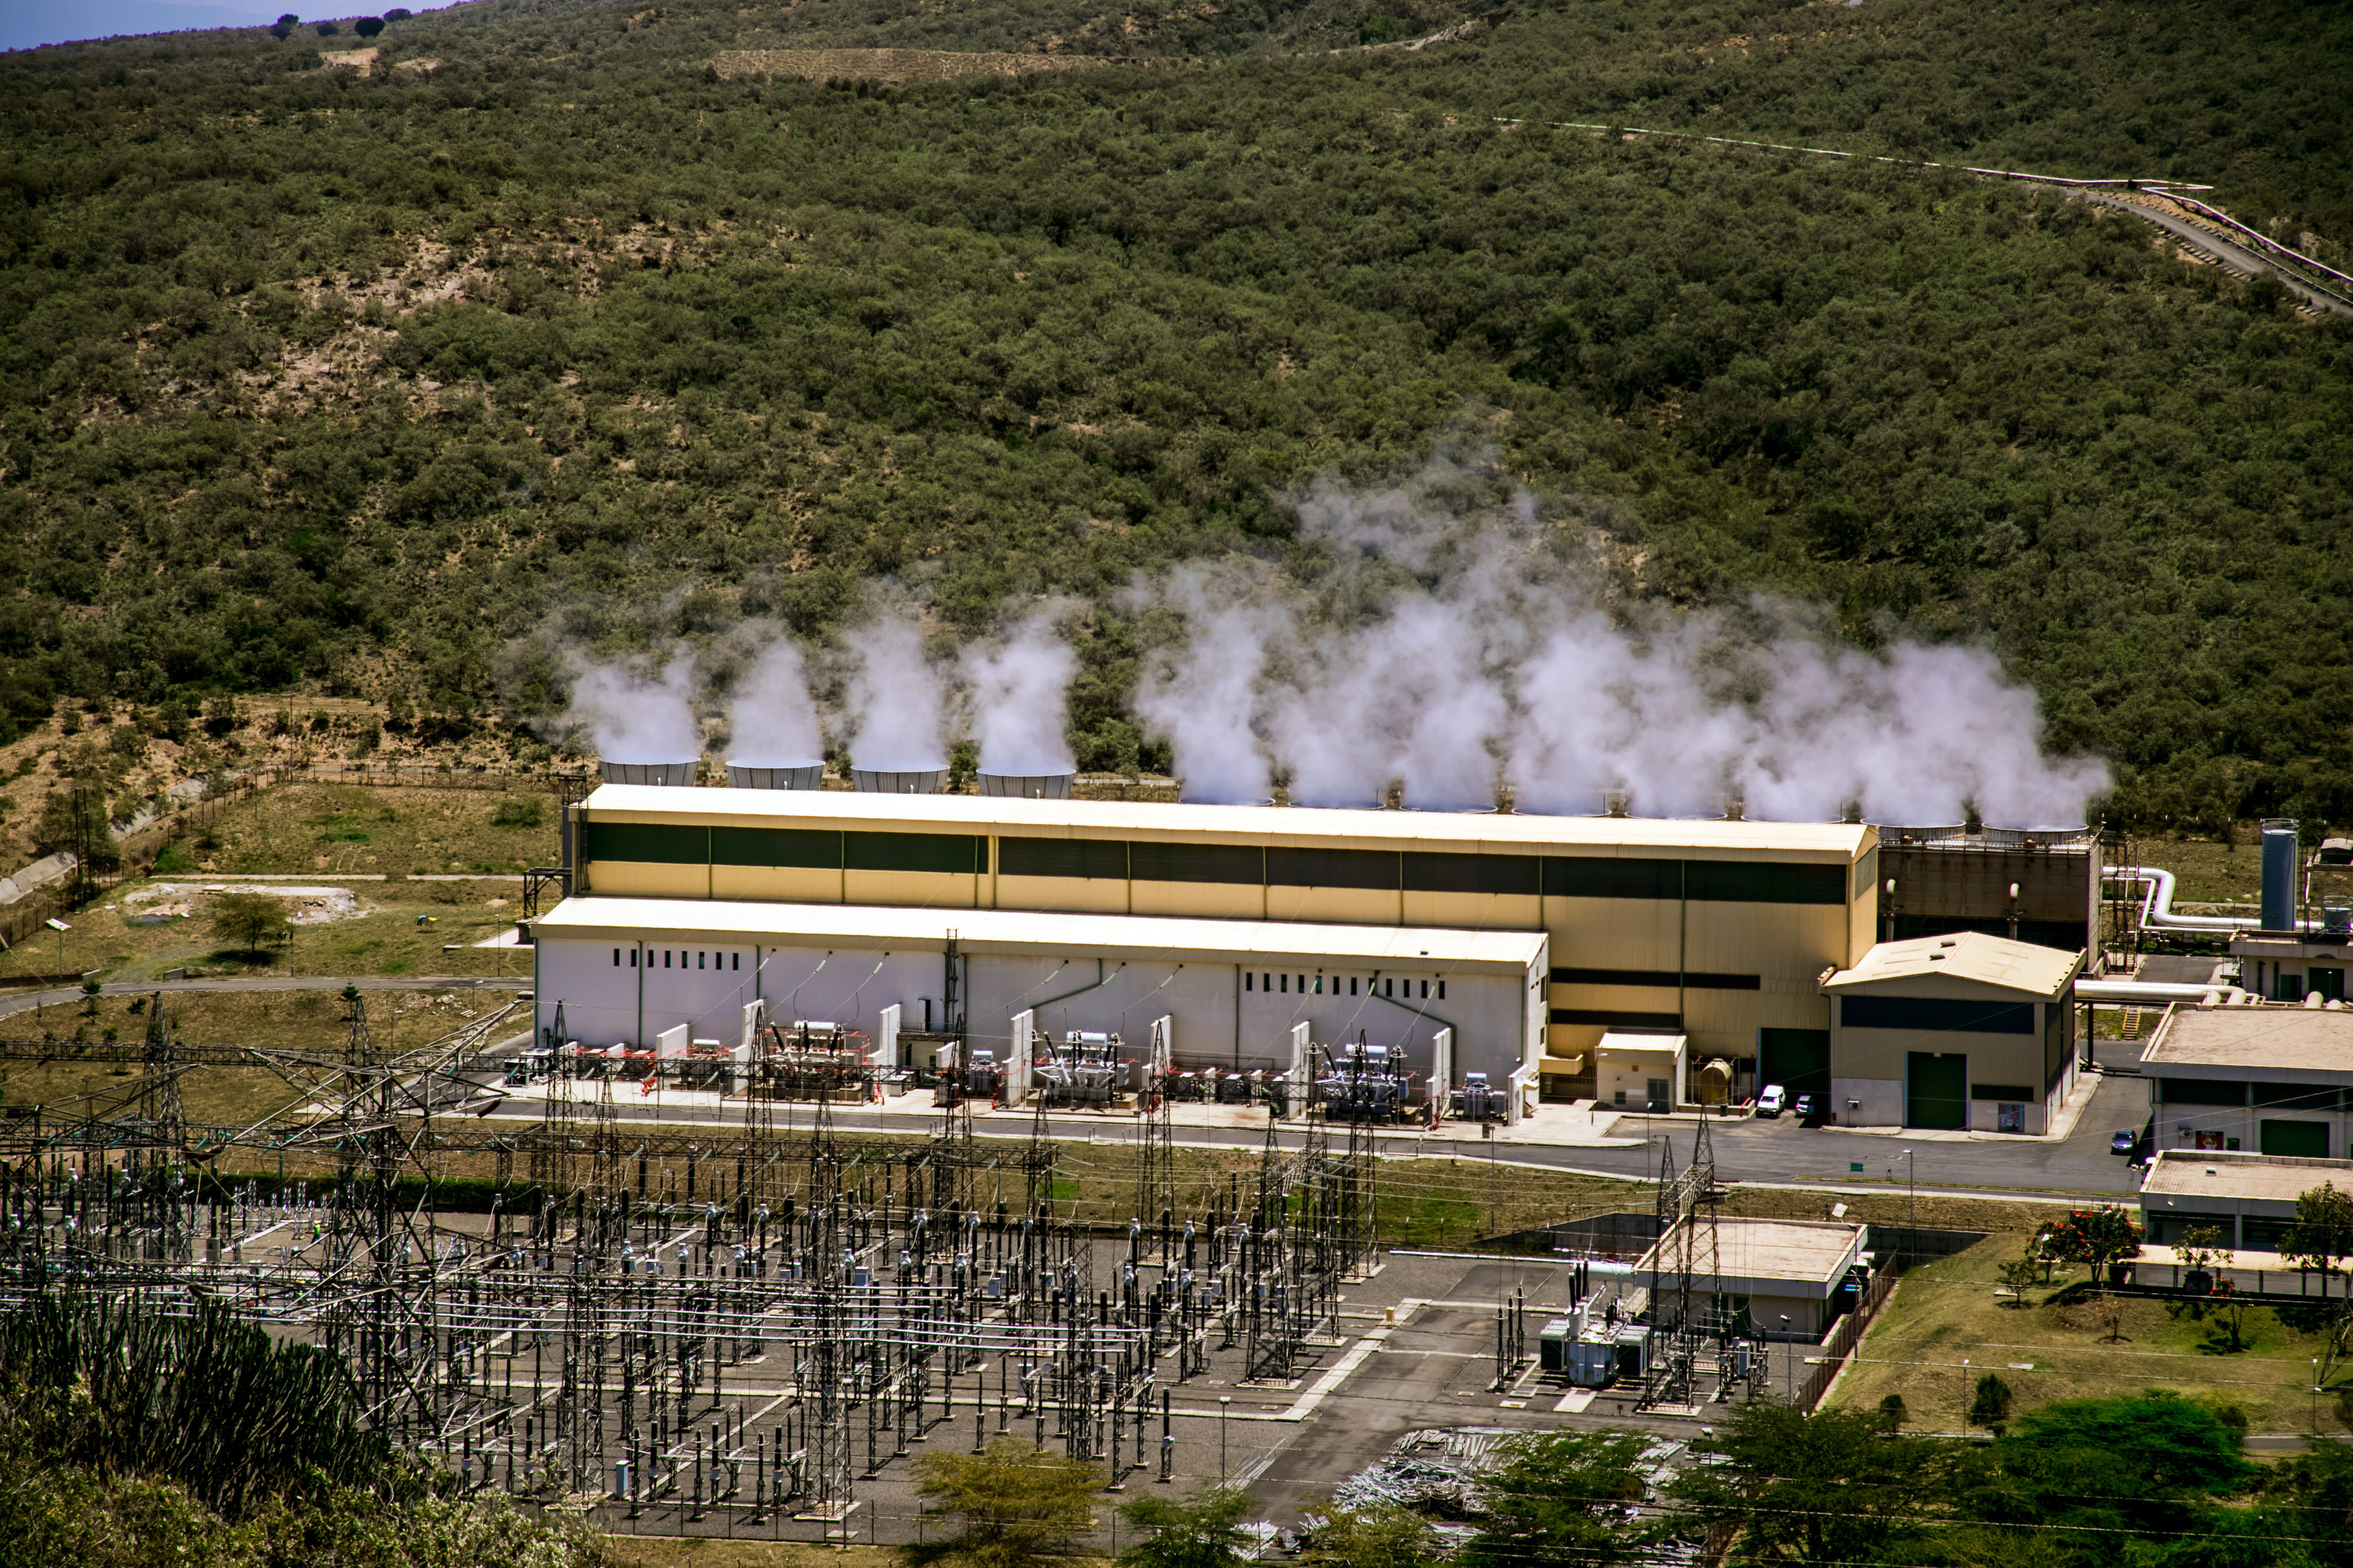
<box><xmin>1821</xmin><ymin>932</ymin><xmax>2083</xmax><ymax>1132</ymax></box>
<box><xmin>529</xmin><ymin>896</ymin><xmax>1549</xmax><ymax>1098</ymax></box>
<box><xmin>2139</xmin><ymin>999</ymin><xmax>2353</xmax><ymax>1161</ymax></box>
<box><xmin>1635</xmin><ymin>1218</ymin><xmax>1869</xmax><ymax>1340</ymax></box>
<box><xmin>2138</xmin><ymin>1149</ymin><xmax>2353</xmax><ymax>1249</ymax></box>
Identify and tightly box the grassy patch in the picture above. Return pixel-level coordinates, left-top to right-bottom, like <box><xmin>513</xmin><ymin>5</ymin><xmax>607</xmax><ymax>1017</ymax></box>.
<box><xmin>1828</xmin><ymin>1232</ymin><xmax>2352</xmax><ymax>1434</ymax></box>
<box><xmin>0</xmin><ymin>876</ymin><xmax>525</xmax><ymax>985</ymax></box>
<box><xmin>178</xmin><ymin>783</ymin><xmax>561</xmax><ymax>878</ymax></box>
<box><xmin>0</xmin><ymin>988</ymin><xmax>529</xmax><ymax>1125</ymax></box>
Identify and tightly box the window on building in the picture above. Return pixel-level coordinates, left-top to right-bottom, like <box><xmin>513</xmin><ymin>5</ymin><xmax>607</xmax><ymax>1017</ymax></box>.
<box><xmin>1297</xmin><ymin>975</ymin><xmax>1305</xmax><ymax>993</ymax></box>
<box><xmin>1245</xmin><ymin>973</ymin><xmax>1254</xmax><ymax>991</ymax></box>
<box><xmin>732</xmin><ymin>952</ymin><xmax>740</xmax><ymax>971</ymax></box>
<box><xmin>614</xmin><ymin>949</ymin><xmax>621</xmax><ymax>966</ymax></box>
<box><xmin>1279</xmin><ymin>974</ymin><xmax>1288</xmax><ymax>993</ymax></box>
<box><xmin>1351</xmin><ymin>977</ymin><xmax>1359</xmax><ymax>995</ymax></box>
<box><xmin>629</xmin><ymin>949</ymin><xmax>638</xmax><ymax>968</ymax></box>
<box><xmin>1438</xmin><ymin>981</ymin><xmax>1446</xmax><ymax>1000</ymax></box>
<box><xmin>664</xmin><ymin>950</ymin><xmax>672</xmax><ymax>968</ymax></box>
<box><xmin>1419</xmin><ymin>979</ymin><xmax>1429</xmax><ymax>999</ymax></box>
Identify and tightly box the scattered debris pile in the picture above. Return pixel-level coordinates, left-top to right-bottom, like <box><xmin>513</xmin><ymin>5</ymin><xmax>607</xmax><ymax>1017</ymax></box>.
<box><xmin>1331</xmin><ymin>1427</ymin><xmax>1512</xmax><ymax>1518</ymax></box>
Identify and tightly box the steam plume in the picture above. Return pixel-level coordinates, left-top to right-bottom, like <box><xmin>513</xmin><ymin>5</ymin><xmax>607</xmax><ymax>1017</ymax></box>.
<box><xmin>1131</xmin><ymin>568</ymin><xmax>1280</xmax><ymax>805</ymax></box>
<box><xmin>728</xmin><ymin>638</ymin><xmax>823</xmax><ymax>765</ymax></box>
<box><xmin>1132</xmin><ymin>462</ymin><xmax>2108</xmax><ymax>827</ymax></box>
<box><xmin>843</xmin><ymin>609</ymin><xmax>948</xmax><ymax>769</ymax></box>
<box><xmin>563</xmin><ymin>646</ymin><xmax>701</xmax><ymax>762</ymax></box>
<box><xmin>962</xmin><ymin>613</ymin><xmax>1078</xmax><ymax>775</ymax></box>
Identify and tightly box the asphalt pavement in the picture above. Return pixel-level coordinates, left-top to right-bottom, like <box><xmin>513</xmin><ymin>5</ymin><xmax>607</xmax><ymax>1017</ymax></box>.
<box><xmin>4</xmin><ymin>971</ymin><xmax>2153</xmax><ymax>1202</ymax></box>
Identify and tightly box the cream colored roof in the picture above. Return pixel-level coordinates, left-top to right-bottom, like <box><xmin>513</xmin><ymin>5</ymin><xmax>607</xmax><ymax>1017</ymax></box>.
<box><xmin>2142</xmin><ymin>1151</ymin><xmax>2353</xmax><ymax>1206</ymax></box>
<box><xmin>581</xmin><ymin>784</ymin><xmax>1869</xmax><ymax>861</ymax></box>
<box><xmin>1637</xmin><ymin>1218</ymin><xmax>1865</xmax><ymax>1290</ymax></box>
<box><xmin>535</xmin><ymin>895</ymin><xmax>1547</xmax><ymax>972</ymax></box>
<box><xmin>2141</xmin><ymin>1003</ymin><xmax>2353</xmax><ymax>1075</ymax></box>
<box><xmin>1824</xmin><ymin>932</ymin><xmax>2081</xmax><ymax>997</ymax></box>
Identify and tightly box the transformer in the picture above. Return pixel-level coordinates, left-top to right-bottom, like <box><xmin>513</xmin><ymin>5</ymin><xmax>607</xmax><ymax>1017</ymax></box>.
<box><xmin>1317</xmin><ymin>1040</ymin><xmax>1414</xmax><ymax>1123</ymax></box>
<box><xmin>961</xmin><ymin>1047</ymin><xmax>1004</xmax><ymax>1102</ymax></box>
<box><xmin>751</xmin><ymin>1019</ymin><xmax>875</xmax><ymax>1101</ymax></box>
<box><xmin>1035</xmin><ymin>1030</ymin><xmax>1126</xmax><ymax>1106</ymax></box>
<box><xmin>1449</xmin><ymin>1069</ymin><xmax>1502</xmax><ymax>1123</ymax></box>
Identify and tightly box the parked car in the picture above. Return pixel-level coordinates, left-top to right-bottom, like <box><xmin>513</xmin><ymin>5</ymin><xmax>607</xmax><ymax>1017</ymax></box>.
<box><xmin>1755</xmin><ymin>1084</ymin><xmax>1787</xmax><ymax>1117</ymax></box>
<box><xmin>1793</xmin><ymin>1092</ymin><xmax>1818</xmax><ymax>1123</ymax></box>
<box><xmin>2111</xmin><ymin>1128</ymin><xmax>2137</xmax><ymax>1155</ymax></box>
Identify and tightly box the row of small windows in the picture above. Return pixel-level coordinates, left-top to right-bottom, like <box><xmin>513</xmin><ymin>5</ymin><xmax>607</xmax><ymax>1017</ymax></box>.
<box><xmin>581</xmin><ymin>820</ymin><xmax>1848</xmax><ymax>906</ymax></box>
<box><xmin>613</xmin><ymin>948</ymin><xmax>742</xmax><ymax>971</ymax></box>
<box><xmin>1246</xmin><ymin>972</ymin><xmax>1444</xmax><ymax>1000</ymax></box>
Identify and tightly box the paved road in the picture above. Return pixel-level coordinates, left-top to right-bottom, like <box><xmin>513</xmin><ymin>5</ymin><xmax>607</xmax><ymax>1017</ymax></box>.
<box><xmin>467</xmin><ymin>1066</ymin><xmax>2153</xmax><ymax>1204</ymax></box>
<box><xmin>2087</xmin><ymin>190</ymin><xmax>2353</xmax><ymax>318</ymax></box>
<box><xmin>5</xmin><ymin>972</ymin><xmax>2152</xmax><ymax>1202</ymax></box>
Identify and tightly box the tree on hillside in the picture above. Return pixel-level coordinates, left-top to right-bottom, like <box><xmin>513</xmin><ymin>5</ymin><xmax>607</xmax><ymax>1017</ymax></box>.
<box><xmin>2038</xmin><ymin>1207</ymin><xmax>2144</xmax><ymax>1280</ymax></box>
<box><xmin>1997</xmin><ymin>1233</ymin><xmax>2043</xmax><ymax>1307</ymax></box>
<box><xmin>1991</xmin><ymin>1392</ymin><xmax>2256</xmax><ymax>1541</ymax></box>
<box><xmin>1968</xmin><ymin>1372</ymin><xmax>2014</xmax><ymax>1434</ymax></box>
<box><xmin>905</xmin><ymin>1436</ymin><xmax>1101</xmax><ymax>1568</ymax></box>
<box><xmin>1668</xmin><ymin>1402</ymin><xmax>1957</xmax><ymax>1566</ymax></box>
<box><xmin>355</xmin><ymin>16</ymin><xmax>384</xmax><ymax>36</ymax></box>
<box><xmin>1458</xmin><ymin>1431</ymin><xmax>1645</xmax><ymax>1568</ymax></box>
<box><xmin>1116</xmin><ymin>1484</ymin><xmax>1250</xmax><ymax>1568</ymax></box>
<box><xmin>208</xmin><ymin>892</ymin><xmax>292</xmax><ymax>959</ymax></box>
<box><xmin>2038</xmin><ymin>1206</ymin><xmax>2144</xmax><ymax>1342</ymax></box>
<box><xmin>2282</xmin><ymin>1182</ymin><xmax>2353</xmax><ymax>1280</ymax></box>
<box><xmin>314</xmin><ymin>21</ymin><xmax>338</xmax><ymax>35</ymax></box>
<box><xmin>1298</xmin><ymin>1503</ymin><xmax>1435</xmax><ymax>1568</ymax></box>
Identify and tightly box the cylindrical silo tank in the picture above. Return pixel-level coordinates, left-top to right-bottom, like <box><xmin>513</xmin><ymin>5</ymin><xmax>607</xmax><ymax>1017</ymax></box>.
<box><xmin>852</xmin><ymin>768</ymin><xmax>948</xmax><ymax>795</ymax></box>
<box><xmin>2262</xmin><ymin>819</ymin><xmax>2299</xmax><ymax>930</ymax></box>
<box><xmin>1695</xmin><ymin>1057</ymin><xmax>1733</xmax><ymax>1105</ymax></box>
<box><xmin>979</xmin><ymin>772</ymin><xmax>1074</xmax><ymax>800</ymax></box>
<box><xmin>601</xmin><ymin>760</ymin><xmax>697</xmax><ymax>786</ymax></box>
<box><xmin>727</xmin><ymin>761</ymin><xmax>825</xmax><ymax>790</ymax></box>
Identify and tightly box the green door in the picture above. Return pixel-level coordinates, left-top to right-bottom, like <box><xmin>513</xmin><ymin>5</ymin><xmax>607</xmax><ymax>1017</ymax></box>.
<box><xmin>1759</xmin><ymin>1028</ymin><xmax>1831</xmax><ymax>1101</ymax></box>
<box><xmin>2259</xmin><ymin>1120</ymin><xmax>2329</xmax><ymax>1158</ymax></box>
<box><xmin>1906</xmin><ymin>1052</ymin><xmax>1967</xmax><ymax>1130</ymax></box>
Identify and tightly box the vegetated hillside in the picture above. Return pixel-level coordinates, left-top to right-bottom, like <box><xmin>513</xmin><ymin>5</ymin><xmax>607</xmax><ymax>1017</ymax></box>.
<box><xmin>0</xmin><ymin>0</ymin><xmax>2348</xmax><ymax>843</ymax></box>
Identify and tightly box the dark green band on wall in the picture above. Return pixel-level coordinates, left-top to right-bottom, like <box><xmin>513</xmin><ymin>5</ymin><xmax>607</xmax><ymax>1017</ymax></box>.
<box><xmin>586</xmin><ymin>823</ymin><xmax>984</xmax><ymax>875</ymax></box>
<box><xmin>845</xmin><ymin>832</ymin><xmax>988</xmax><ymax>875</ymax></box>
<box><xmin>581</xmin><ymin>822</ymin><xmax>707</xmax><ymax>864</ymax></box>
<box><xmin>712</xmin><ymin>826</ymin><xmax>844</xmax><ymax>868</ymax></box>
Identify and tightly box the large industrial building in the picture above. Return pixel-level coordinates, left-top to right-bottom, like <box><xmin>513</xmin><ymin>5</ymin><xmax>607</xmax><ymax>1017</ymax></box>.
<box><xmin>529</xmin><ymin>783</ymin><xmax>1886</xmax><ymax>1110</ymax></box>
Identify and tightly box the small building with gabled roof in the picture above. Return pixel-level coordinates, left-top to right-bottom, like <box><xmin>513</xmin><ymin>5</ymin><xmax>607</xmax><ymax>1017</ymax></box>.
<box><xmin>1821</xmin><ymin>931</ymin><xmax>2084</xmax><ymax>1133</ymax></box>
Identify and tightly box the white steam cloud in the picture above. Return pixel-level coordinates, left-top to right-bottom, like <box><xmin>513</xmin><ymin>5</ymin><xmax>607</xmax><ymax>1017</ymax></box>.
<box><xmin>962</xmin><ymin>613</ymin><xmax>1078</xmax><ymax>776</ymax></box>
<box><xmin>728</xmin><ymin>638</ymin><xmax>824</xmax><ymax>765</ymax></box>
<box><xmin>843</xmin><ymin>609</ymin><xmax>949</xmax><ymax>770</ymax></box>
<box><xmin>562</xmin><ymin>646</ymin><xmax>702</xmax><ymax>762</ymax></box>
<box><xmin>1132</xmin><ymin>465</ymin><xmax>2108</xmax><ymax>827</ymax></box>
<box><xmin>1131</xmin><ymin>568</ymin><xmax>1281</xmax><ymax>805</ymax></box>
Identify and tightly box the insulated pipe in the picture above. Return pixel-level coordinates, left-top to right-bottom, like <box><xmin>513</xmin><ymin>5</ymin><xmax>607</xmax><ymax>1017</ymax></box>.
<box><xmin>2072</xmin><ymin>980</ymin><xmax>2240</xmax><ymax>1004</ymax></box>
<box><xmin>2105</xmin><ymin>866</ymin><xmax>2325</xmax><ymax>932</ymax></box>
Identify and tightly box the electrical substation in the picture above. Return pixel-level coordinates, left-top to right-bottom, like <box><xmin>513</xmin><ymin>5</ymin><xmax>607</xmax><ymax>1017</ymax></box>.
<box><xmin>9</xmin><ymin>770</ymin><xmax>2298</xmax><ymax>1544</ymax></box>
